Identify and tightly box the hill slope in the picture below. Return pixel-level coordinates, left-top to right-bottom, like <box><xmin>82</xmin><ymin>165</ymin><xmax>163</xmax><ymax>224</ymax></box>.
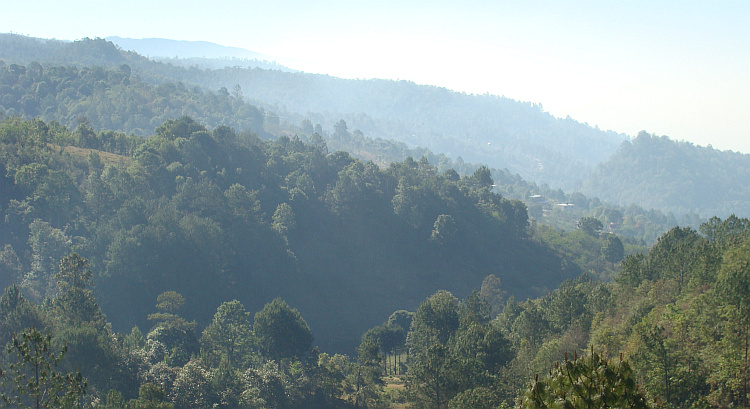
<box><xmin>582</xmin><ymin>132</ymin><xmax>750</xmax><ymax>218</ymax></box>
<box><xmin>0</xmin><ymin>34</ymin><xmax>627</xmax><ymax>190</ymax></box>
<box><xmin>0</xmin><ymin>116</ymin><xmax>581</xmax><ymax>353</ymax></box>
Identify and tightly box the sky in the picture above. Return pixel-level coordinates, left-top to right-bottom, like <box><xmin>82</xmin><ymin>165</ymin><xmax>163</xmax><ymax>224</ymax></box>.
<box><xmin>2</xmin><ymin>1</ymin><xmax>749</xmax><ymax>153</ymax></box>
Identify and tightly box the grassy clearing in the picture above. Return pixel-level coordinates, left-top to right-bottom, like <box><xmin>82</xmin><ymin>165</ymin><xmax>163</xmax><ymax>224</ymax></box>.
<box><xmin>383</xmin><ymin>375</ymin><xmax>409</xmax><ymax>409</ymax></box>
<box><xmin>52</xmin><ymin>144</ymin><xmax>132</xmax><ymax>167</ymax></box>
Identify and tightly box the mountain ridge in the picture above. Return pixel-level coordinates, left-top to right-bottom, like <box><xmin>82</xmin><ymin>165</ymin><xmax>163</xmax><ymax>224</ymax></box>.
<box><xmin>105</xmin><ymin>36</ymin><xmax>267</xmax><ymax>60</ymax></box>
<box><xmin>0</xmin><ymin>33</ymin><xmax>628</xmax><ymax>190</ymax></box>
<box><xmin>2</xmin><ymin>34</ymin><xmax>748</xmax><ymax>222</ymax></box>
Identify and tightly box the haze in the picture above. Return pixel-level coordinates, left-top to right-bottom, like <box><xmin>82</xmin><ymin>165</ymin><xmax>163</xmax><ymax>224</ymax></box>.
<box><xmin>3</xmin><ymin>0</ymin><xmax>748</xmax><ymax>153</ymax></box>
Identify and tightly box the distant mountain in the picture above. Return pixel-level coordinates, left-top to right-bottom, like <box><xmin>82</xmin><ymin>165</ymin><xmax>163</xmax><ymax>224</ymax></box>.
<box><xmin>581</xmin><ymin>132</ymin><xmax>750</xmax><ymax>218</ymax></box>
<box><xmin>0</xmin><ymin>34</ymin><xmax>627</xmax><ymax>191</ymax></box>
<box><xmin>105</xmin><ymin>37</ymin><xmax>298</xmax><ymax>71</ymax></box>
<box><xmin>106</xmin><ymin>36</ymin><xmax>266</xmax><ymax>60</ymax></box>
<box><xmin>14</xmin><ymin>34</ymin><xmax>742</xmax><ymax>223</ymax></box>
<box><xmin>168</xmin><ymin>69</ymin><xmax>629</xmax><ymax>191</ymax></box>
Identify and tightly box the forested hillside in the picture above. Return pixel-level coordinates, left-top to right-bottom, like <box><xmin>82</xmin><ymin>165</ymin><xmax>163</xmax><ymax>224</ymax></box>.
<box><xmin>0</xmin><ymin>115</ymin><xmax>580</xmax><ymax>353</ymax></box>
<box><xmin>583</xmin><ymin>132</ymin><xmax>750</xmax><ymax>218</ymax></box>
<box><xmin>454</xmin><ymin>215</ymin><xmax>750</xmax><ymax>409</ymax></box>
<box><xmin>0</xmin><ymin>54</ymin><xmax>678</xmax><ymax>262</ymax></box>
<box><xmin>197</xmin><ymin>70</ymin><xmax>626</xmax><ymax>188</ymax></box>
<box><xmin>0</xmin><ymin>56</ymin><xmax>265</xmax><ymax>136</ymax></box>
<box><xmin>0</xmin><ymin>34</ymin><xmax>626</xmax><ymax>190</ymax></box>
<box><xmin>3</xmin><ymin>33</ymin><xmax>750</xmax><ymax>409</ymax></box>
<box><xmin>0</xmin><ymin>52</ymin><xmax>700</xmax><ymax>244</ymax></box>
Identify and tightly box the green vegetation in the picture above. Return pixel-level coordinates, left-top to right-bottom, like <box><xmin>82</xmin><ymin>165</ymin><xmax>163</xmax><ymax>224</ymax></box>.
<box><xmin>583</xmin><ymin>132</ymin><xmax>750</xmax><ymax>218</ymax></box>
<box><xmin>0</xmin><ymin>115</ymin><xmax>574</xmax><ymax>354</ymax></box>
<box><xmin>3</xmin><ymin>213</ymin><xmax>750</xmax><ymax>408</ymax></box>
<box><xmin>3</xmin><ymin>34</ymin><xmax>750</xmax><ymax>409</ymax></box>
<box><xmin>519</xmin><ymin>350</ymin><xmax>650</xmax><ymax>409</ymax></box>
<box><xmin>0</xmin><ymin>54</ymin><xmax>705</xmax><ymax>245</ymax></box>
<box><xmin>0</xmin><ymin>56</ymin><xmax>264</xmax><ymax>137</ymax></box>
<box><xmin>0</xmin><ymin>33</ymin><xmax>625</xmax><ymax>191</ymax></box>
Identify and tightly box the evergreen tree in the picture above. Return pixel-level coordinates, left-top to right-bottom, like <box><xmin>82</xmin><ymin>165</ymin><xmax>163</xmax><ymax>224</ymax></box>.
<box><xmin>519</xmin><ymin>350</ymin><xmax>650</xmax><ymax>409</ymax></box>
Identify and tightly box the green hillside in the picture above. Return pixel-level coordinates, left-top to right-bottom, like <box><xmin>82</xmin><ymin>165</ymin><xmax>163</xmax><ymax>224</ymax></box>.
<box><xmin>0</xmin><ymin>34</ymin><xmax>626</xmax><ymax>190</ymax></box>
<box><xmin>583</xmin><ymin>132</ymin><xmax>750</xmax><ymax>218</ymax></box>
<box><xmin>2</xmin><ymin>34</ymin><xmax>750</xmax><ymax>409</ymax></box>
<box><xmin>0</xmin><ymin>116</ymin><xmax>581</xmax><ymax>354</ymax></box>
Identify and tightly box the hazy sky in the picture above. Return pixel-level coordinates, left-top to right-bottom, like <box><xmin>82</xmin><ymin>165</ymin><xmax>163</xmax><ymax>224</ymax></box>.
<box><xmin>3</xmin><ymin>1</ymin><xmax>749</xmax><ymax>153</ymax></box>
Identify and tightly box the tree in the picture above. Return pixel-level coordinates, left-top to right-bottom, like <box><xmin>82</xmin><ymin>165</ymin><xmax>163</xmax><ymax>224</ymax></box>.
<box><xmin>147</xmin><ymin>292</ymin><xmax>199</xmax><ymax>367</ymax></box>
<box><xmin>55</xmin><ymin>252</ymin><xmax>92</xmax><ymax>291</ymax></box>
<box><xmin>510</xmin><ymin>303</ymin><xmax>549</xmax><ymax>349</ymax></box>
<box><xmin>615</xmin><ymin>253</ymin><xmax>648</xmax><ymax>287</ymax></box>
<box><xmin>430</xmin><ymin>214</ymin><xmax>457</xmax><ymax>247</ymax></box>
<box><xmin>448</xmin><ymin>386</ymin><xmax>504</xmax><ymax>409</ymax></box>
<box><xmin>479</xmin><ymin>274</ymin><xmax>506</xmax><ymax>318</ymax></box>
<box><xmin>387</xmin><ymin>310</ymin><xmax>414</xmax><ymax>334</ymax></box>
<box><xmin>0</xmin><ymin>327</ymin><xmax>87</xmax><ymax>409</ymax></box>
<box><xmin>469</xmin><ymin>165</ymin><xmax>494</xmax><ymax>190</ymax></box>
<box><xmin>361</xmin><ymin>322</ymin><xmax>404</xmax><ymax>376</ymax></box>
<box><xmin>300</xmin><ymin>119</ymin><xmax>314</xmax><ymax>135</ymax></box>
<box><xmin>242</xmin><ymin>361</ymin><xmax>292</xmax><ymax>409</ymax></box>
<box><xmin>50</xmin><ymin>253</ymin><xmax>106</xmax><ymax>330</ymax></box>
<box><xmin>448</xmin><ymin>322</ymin><xmax>512</xmax><ymax>395</ymax></box>
<box><xmin>172</xmin><ymin>359</ymin><xmax>213</xmax><ymax>409</ymax></box>
<box><xmin>519</xmin><ymin>350</ymin><xmax>650</xmax><ymax>409</ymax></box>
<box><xmin>272</xmin><ymin>203</ymin><xmax>296</xmax><ymax>236</ymax></box>
<box><xmin>201</xmin><ymin>300</ymin><xmax>254</xmax><ymax>368</ymax></box>
<box><xmin>546</xmin><ymin>285</ymin><xmax>586</xmax><ymax>332</ymax></box>
<box><xmin>647</xmin><ymin>226</ymin><xmax>702</xmax><ymax>292</ymax></box>
<box><xmin>352</xmin><ymin>336</ymin><xmax>384</xmax><ymax>408</ymax></box>
<box><xmin>127</xmin><ymin>383</ymin><xmax>173</xmax><ymax>409</ymax></box>
<box><xmin>407</xmin><ymin>343</ymin><xmax>460</xmax><ymax>409</ymax></box>
<box><xmin>0</xmin><ymin>245</ymin><xmax>23</xmax><ymax>286</ymax></box>
<box><xmin>333</xmin><ymin>119</ymin><xmax>348</xmax><ymax>139</ymax></box>
<box><xmin>154</xmin><ymin>116</ymin><xmax>205</xmax><ymax>141</ymax></box>
<box><xmin>601</xmin><ymin>235</ymin><xmax>625</xmax><ymax>263</ymax></box>
<box><xmin>408</xmin><ymin>290</ymin><xmax>460</xmax><ymax>351</ymax></box>
<box><xmin>716</xmin><ymin>240</ymin><xmax>750</xmax><ymax>405</ymax></box>
<box><xmin>0</xmin><ymin>285</ymin><xmax>45</xmax><ymax>347</ymax></box>
<box><xmin>459</xmin><ymin>290</ymin><xmax>491</xmax><ymax>327</ymax></box>
<box><xmin>148</xmin><ymin>291</ymin><xmax>195</xmax><ymax>331</ymax></box>
<box><xmin>224</xmin><ymin>184</ymin><xmax>261</xmax><ymax>222</ymax></box>
<box><xmin>408</xmin><ymin>291</ymin><xmax>488</xmax><ymax>409</ymax></box>
<box><xmin>24</xmin><ymin>219</ymin><xmax>71</xmax><ymax>301</ymax></box>
<box><xmin>635</xmin><ymin>322</ymin><xmax>676</xmax><ymax>405</ymax></box>
<box><xmin>253</xmin><ymin>298</ymin><xmax>313</xmax><ymax>361</ymax></box>
<box><xmin>309</xmin><ymin>132</ymin><xmax>328</xmax><ymax>154</ymax></box>
<box><xmin>577</xmin><ymin>217</ymin><xmax>603</xmax><ymax>237</ymax></box>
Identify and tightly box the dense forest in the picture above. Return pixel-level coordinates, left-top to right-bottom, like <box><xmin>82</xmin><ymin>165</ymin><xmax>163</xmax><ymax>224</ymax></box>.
<box><xmin>2</xmin><ymin>172</ymin><xmax>750</xmax><ymax>409</ymax></box>
<box><xmin>0</xmin><ymin>54</ymin><xmax>702</xmax><ymax>244</ymax></box>
<box><xmin>2</xmin><ymin>34</ymin><xmax>747</xmax><ymax>226</ymax></box>
<box><xmin>0</xmin><ymin>56</ymin><xmax>266</xmax><ymax>137</ymax></box>
<box><xmin>2</xmin><ymin>33</ymin><xmax>750</xmax><ymax>409</ymax></box>
<box><xmin>0</xmin><ymin>33</ymin><xmax>626</xmax><ymax>190</ymax></box>
<box><xmin>582</xmin><ymin>132</ymin><xmax>750</xmax><ymax>218</ymax></box>
<box><xmin>0</xmin><ymin>114</ymin><xmax>625</xmax><ymax>407</ymax></box>
<box><xmin>0</xmin><ymin>115</ymin><xmax>581</xmax><ymax>353</ymax></box>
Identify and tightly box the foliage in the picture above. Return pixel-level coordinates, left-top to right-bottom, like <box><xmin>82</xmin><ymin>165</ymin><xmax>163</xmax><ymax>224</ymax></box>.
<box><xmin>577</xmin><ymin>217</ymin><xmax>603</xmax><ymax>237</ymax></box>
<box><xmin>253</xmin><ymin>298</ymin><xmax>313</xmax><ymax>361</ymax></box>
<box><xmin>0</xmin><ymin>113</ymin><xmax>581</xmax><ymax>353</ymax></box>
<box><xmin>583</xmin><ymin>131</ymin><xmax>750</xmax><ymax>219</ymax></box>
<box><xmin>406</xmin><ymin>291</ymin><xmax>514</xmax><ymax>409</ymax></box>
<box><xmin>0</xmin><ymin>54</ymin><xmax>264</xmax><ymax>138</ymax></box>
<box><xmin>200</xmin><ymin>300</ymin><xmax>254</xmax><ymax>368</ymax></box>
<box><xmin>0</xmin><ymin>327</ymin><xmax>87</xmax><ymax>409</ymax></box>
<box><xmin>519</xmin><ymin>350</ymin><xmax>650</xmax><ymax>409</ymax></box>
